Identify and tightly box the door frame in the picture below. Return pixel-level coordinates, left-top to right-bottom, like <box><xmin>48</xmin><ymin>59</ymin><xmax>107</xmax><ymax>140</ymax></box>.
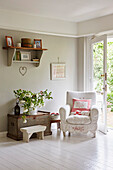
<box><xmin>90</xmin><ymin>35</ymin><xmax>107</xmax><ymax>134</ymax></box>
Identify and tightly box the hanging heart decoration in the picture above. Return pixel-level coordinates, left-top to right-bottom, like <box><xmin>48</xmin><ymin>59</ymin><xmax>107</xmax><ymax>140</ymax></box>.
<box><xmin>19</xmin><ymin>66</ymin><xmax>27</xmax><ymax>76</ymax></box>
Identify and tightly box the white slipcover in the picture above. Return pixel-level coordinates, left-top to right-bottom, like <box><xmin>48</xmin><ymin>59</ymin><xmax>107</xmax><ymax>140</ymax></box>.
<box><xmin>66</xmin><ymin>115</ymin><xmax>91</xmax><ymax>125</ymax></box>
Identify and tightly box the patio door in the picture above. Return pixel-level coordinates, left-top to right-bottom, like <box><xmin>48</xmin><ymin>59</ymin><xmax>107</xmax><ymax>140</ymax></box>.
<box><xmin>91</xmin><ymin>35</ymin><xmax>107</xmax><ymax>134</ymax></box>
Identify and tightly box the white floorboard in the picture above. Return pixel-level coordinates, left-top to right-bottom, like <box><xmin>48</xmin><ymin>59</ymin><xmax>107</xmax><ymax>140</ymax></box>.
<box><xmin>0</xmin><ymin>129</ymin><xmax>113</xmax><ymax>170</ymax></box>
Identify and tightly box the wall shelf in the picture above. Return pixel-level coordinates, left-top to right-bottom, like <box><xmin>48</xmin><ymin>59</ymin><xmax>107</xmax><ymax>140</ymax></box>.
<box><xmin>3</xmin><ymin>46</ymin><xmax>48</xmax><ymax>67</ymax></box>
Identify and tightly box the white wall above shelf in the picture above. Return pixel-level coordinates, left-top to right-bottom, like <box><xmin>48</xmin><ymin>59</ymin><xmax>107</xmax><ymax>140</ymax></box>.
<box><xmin>3</xmin><ymin>46</ymin><xmax>48</xmax><ymax>67</ymax></box>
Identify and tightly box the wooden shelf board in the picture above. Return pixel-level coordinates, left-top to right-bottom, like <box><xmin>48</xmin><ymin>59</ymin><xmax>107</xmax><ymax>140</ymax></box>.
<box><xmin>13</xmin><ymin>60</ymin><xmax>40</xmax><ymax>63</ymax></box>
<box><xmin>3</xmin><ymin>46</ymin><xmax>48</xmax><ymax>51</ymax></box>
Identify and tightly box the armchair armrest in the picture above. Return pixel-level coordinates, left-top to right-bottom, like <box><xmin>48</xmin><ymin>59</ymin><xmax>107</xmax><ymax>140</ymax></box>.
<box><xmin>59</xmin><ymin>105</ymin><xmax>70</xmax><ymax>123</ymax></box>
<box><xmin>90</xmin><ymin>105</ymin><xmax>99</xmax><ymax>123</ymax></box>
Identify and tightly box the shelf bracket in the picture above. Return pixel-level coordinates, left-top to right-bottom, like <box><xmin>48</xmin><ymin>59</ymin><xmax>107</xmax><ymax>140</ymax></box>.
<box><xmin>7</xmin><ymin>48</ymin><xmax>16</xmax><ymax>66</ymax></box>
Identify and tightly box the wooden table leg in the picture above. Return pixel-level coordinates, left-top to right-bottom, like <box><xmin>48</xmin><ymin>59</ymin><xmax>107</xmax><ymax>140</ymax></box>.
<box><xmin>57</xmin><ymin>122</ymin><xmax>60</xmax><ymax>129</ymax></box>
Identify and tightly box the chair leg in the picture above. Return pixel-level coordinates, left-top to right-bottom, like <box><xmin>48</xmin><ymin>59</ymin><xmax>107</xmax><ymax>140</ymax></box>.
<box><xmin>92</xmin><ymin>132</ymin><xmax>96</xmax><ymax>138</ymax></box>
<box><xmin>63</xmin><ymin>132</ymin><xmax>65</xmax><ymax>137</ymax></box>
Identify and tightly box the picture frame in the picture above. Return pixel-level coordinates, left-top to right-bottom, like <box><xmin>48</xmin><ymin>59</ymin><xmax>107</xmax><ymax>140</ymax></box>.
<box><xmin>20</xmin><ymin>52</ymin><xmax>31</xmax><ymax>61</ymax></box>
<box><xmin>34</xmin><ymin>39</ymin><xmax>42</xmax><ymax>49</ymax></box>
<box><xmin>5</xmin><ymin>36</ymin><xmax>14</xmax><ymax>47</ymax></box>
<box><xmin>50</xmin><ymin>63</ymin><xmax>66</xmax><ymax>80</ymax></box>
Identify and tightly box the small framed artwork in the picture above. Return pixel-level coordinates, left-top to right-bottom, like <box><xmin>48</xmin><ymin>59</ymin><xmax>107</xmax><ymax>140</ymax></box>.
<box><xmin>5</xmin><ymin>36</ymin><xmax>14</xmax><ymax>47</ymax></box>
<box><xmin>50</xmin><ymin>63</ymin><xmax>66</xmax><ymax>80</ymax></box>
<box><xmin>34</xmin><ymin>39</ymin><xmax>42</xmax><ymax>49</ymax></box>
<box><xmin>20</xmin><ymin>52</ymin><xmax>31</xmax><ymax>61</ymax></box>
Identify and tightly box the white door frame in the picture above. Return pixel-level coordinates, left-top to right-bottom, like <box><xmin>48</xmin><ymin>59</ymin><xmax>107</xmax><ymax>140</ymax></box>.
<box><xmin>90</xmin><ymin>35</ymin><xmax>107</xmax><ymax>134</ymax></box>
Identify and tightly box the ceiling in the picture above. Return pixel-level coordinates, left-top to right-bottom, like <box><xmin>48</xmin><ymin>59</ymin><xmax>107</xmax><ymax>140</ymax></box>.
<box><xmin>1</xmin><ymin>0</ymin><xmax>113</xmax><ymax>22</ymax></box>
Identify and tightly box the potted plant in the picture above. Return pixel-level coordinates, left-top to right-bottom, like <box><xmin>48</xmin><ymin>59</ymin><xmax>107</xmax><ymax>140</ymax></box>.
<box><xmin>14</xmin><ymin>89</ymin><xmax>53</xmax><ymax>121</ymax></box>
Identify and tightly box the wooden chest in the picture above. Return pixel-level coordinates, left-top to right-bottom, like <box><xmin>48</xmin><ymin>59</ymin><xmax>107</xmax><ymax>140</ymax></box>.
<box><xmin>7</xmin><ymin>111</ymin><xmax>52</xmax><ymax>140</ymax></box>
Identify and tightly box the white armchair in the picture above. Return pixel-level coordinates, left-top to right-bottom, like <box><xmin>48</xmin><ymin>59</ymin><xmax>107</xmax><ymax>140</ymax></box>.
<box><xmin>59</xmin><ymin>91</ymin><xmax>99</xmax><ymax>137</ymax></box>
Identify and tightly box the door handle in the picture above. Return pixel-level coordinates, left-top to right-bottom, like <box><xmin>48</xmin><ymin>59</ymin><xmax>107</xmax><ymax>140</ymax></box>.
<box><xmin>101</xmin><ymin>73</ymin><xmax>107</xmax><ymax>80</ymax></box>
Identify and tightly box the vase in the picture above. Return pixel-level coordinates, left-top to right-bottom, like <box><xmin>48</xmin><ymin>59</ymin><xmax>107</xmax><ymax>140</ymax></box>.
<box><xmin>29</xmin><ymin>107</ymin><xmax>37</xmax><ymax>115</ymax></box>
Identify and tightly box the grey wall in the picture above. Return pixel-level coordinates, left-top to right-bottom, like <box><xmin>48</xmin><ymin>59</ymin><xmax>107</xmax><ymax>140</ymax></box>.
<box><xmin>0</xmin><ymin>29</ymin><xmax>77</xmax><ymax>132</ymax></box>
<box><xmin>77</xmin><ymin>37</ymin><xmax>85</xmax><ymax>91</ymax></box>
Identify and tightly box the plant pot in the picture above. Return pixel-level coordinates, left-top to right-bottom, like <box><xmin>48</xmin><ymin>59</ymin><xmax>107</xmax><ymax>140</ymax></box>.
<box><xmin>29</xmin><ymin>107</ymin><xmax>37</xmax><ymax>115</ymax></box>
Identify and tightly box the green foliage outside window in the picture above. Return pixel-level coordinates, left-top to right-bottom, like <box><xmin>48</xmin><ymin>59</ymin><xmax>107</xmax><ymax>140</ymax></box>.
<box><xmin>93</xmin><ymin>42</ymin><xmax>113</xmax><ymax>109</ymax></box>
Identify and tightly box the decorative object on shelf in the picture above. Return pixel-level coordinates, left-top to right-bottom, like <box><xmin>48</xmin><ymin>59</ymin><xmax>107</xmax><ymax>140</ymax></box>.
<box><xmin>32</xmin><ymin>59</ymin><xmax>40</xmax><ymax>62</ymax></box>
<box><xmin>21</xmin><ymin>38</ymin><xmax>32</xmax><ymax>48</ymax></box>
<box><xmin>5</xmin><ymin>36</ymin><xmax>14</xmax><ymax>47</ymax></box>
<box><xmin>13</xmin><ymin>89</ymin><xmax>53</xmax><ymax>121</ymax></box>
<box><xmin>19</xmin><ymin>66</ymin><xmax>27</xmax><ymax>76</ymax></box>
<box><xmin>16</xmin><ymin>51</ymin><xmax>21</xmax><ymax>61</ymax></box>
<box><xmin>33</xmin><ymin>44</ymin><xmax>36</xmax><ymax>48</ymax></box>
<box><xmin>34</xmin><ymin>39</ymin><xmax>42</xmax><ymax>49</ymax></box>
<box><xmin>50</xmin><ymin>63</ymin><xmax>66</xmax><ymax>80</ymax></box>
<box><xmin>17</xmin><ymin>43</ymin><xmax>21</xmax><ymax>47</ymax></box>
<box><xmin>20</xmin><ymin>51</ymin><xmax>31</xmax><ymax>61</ymax></box>
<box><xmin>14</xmin><ymin>101</ymin><xmax>20</xmax><ymax>115</ymax></box>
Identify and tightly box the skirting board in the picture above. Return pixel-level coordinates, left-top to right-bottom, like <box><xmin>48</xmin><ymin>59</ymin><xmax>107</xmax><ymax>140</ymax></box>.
<box><xmin>0</xmin><ymin>131</ymin><xmax>7</xmax><ymax>138</ymax></box>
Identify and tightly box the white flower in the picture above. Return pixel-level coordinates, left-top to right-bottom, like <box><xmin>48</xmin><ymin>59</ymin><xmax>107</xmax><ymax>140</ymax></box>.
<box><xmin>30</xmin><ymin>103</ymin><xmax>34</xmax><ymax>107</ymax></box>
<box><xmin>26</xmin><ymin>93</ymin><xmax>32</xmax><ymax>98</ymax></box>
<box><xmin>23</xmin><ymin>108</ymin><xmax>28</xmax><ymax>112</ymax></box>
<box><xmin>32</xmin><ymin>99</ymin><xmax>35</xmax><ymax>101</ymax></box>
<box><xmin>36</xmin><ymin>94</ymin><xmax>39</xmax><ymax>98</ymax></box>
<box><xmin>23</xmin><ymin>119</ymin><xmax>27</xmax><ymax>123</ymax></box>
<box><xmin>20</xmin><ymin>100</ymin><xmax>25</xmax><ymax>103</ymax></box>
<box><xmin>42</xmin><ymin>96</ymin><xmax>45</xmax><ymax>100</ymax></box>
<box><xmin>38</xmin><ymin>104</ymin><xmax>42</xmax><ymax>108</ymax></box>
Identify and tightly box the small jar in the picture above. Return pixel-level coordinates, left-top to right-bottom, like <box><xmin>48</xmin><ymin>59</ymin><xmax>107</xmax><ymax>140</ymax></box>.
<box><xmin>17</xmin><ymin>43</ymin><xmax>21</xmax><ymax>47</ymax></box>
<box><xmin>34</xmin><ymin>44</ymin><xmax>36</xmax><ymax>48</ymax></box>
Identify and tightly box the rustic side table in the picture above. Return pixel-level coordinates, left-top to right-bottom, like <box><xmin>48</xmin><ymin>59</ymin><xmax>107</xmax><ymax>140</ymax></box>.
<box><xmin>50</xmin><ymin>119</ymin><xmax>60</xmax><ymax>129</ymax></box>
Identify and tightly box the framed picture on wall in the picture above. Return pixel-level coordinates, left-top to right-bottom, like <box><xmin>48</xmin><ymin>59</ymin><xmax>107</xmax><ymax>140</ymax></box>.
<box><xmin>5</xmin><ymin>36</ymin><xmax>14</xmax><ymax>47</ymax></box>
<box><xmin>50</xmin><ymin>63</ymin><xmax>66</xmax><ymax>80</ymax></box>
<box><xmin>20</xmin><ymin>52</ymin><xmax>31</xmax><ymax>61</ymax></box>
<box><xmin>34</xmin><ymin>39</ymin><xmax>42</xmax><ymax>49</ymax></box>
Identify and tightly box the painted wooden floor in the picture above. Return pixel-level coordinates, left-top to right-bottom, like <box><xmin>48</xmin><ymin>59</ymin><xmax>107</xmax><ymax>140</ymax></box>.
<box><xmin>0</xmin><ymin>129</ymin><xmax>113</xmax><ymax>170</ymax></box>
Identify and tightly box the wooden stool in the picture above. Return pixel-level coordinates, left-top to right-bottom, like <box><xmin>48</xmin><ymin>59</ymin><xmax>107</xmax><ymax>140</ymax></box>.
<box><xmin>20</xmin><ymin>125</ymin><xmax>46</xmax><ymax>143</ymax></box>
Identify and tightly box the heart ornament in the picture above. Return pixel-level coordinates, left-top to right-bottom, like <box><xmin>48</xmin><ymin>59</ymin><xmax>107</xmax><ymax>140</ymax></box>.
<box><xmin>19</xmin><ymin>66</ymin><xmax>27</xmax><ymax>76</ymax></box>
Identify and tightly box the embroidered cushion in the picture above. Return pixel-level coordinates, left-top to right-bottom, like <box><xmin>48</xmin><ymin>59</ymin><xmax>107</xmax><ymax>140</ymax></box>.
<box><xmin>66</xmin><ymin>115</ymin><xmax>91</xmax><ymax>125</ymax></box>
<box><xmin>71</xmin><ymin>98</ymin><xmax>91</xmax><ymax>115</ymax></box>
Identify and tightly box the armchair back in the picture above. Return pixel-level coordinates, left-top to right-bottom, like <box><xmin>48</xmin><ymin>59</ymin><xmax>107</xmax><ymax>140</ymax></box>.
<box><xmin>66</xmin><ymin>91</ymin><xmax>96</xmax><ymax>109</ymax></box>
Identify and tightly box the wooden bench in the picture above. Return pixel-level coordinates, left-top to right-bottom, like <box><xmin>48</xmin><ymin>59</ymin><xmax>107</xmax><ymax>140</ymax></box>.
<box><xmin>20</xmin><ymin>125</ymin><xmax>46</xmax><ymax>143</ymax></box>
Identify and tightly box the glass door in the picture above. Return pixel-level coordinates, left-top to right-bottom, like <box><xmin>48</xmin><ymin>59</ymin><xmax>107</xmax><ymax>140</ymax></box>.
<box><xmin>91</xmin><ymin>35</ymin><xmax>107</xmax><ymax>134</ymax></box>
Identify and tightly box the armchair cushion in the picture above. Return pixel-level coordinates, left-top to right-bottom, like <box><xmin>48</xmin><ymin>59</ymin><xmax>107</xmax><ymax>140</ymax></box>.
<box><xmin>66</xmin><ymin>115</ymin><xmax>91</xmax><ymax>125</ymax></box>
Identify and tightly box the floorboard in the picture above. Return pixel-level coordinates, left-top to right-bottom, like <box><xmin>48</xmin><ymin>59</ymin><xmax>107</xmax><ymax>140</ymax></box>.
<box><xmin>0</xmin><ymin>129</ymin><xmax>113</xmax><ymax>170</ymax></box>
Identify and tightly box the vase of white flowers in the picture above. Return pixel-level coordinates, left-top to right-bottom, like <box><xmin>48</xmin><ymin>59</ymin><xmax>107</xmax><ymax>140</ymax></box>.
<box><xmin>14</xmin><ymin>89</ymin><xmax>53</xmax><ymax>120</ymax></box>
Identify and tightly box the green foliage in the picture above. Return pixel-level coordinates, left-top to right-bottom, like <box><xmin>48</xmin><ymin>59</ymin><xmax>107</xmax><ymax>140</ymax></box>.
<box><xmin>93</xmin><ymin>42</ymin><xmax>113</xmax><ymax>107</ymax></box>
<box><xmin>14</xmin><ymin>89</ymin><xmax>53</xmax><ymax>120</ymax></box>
